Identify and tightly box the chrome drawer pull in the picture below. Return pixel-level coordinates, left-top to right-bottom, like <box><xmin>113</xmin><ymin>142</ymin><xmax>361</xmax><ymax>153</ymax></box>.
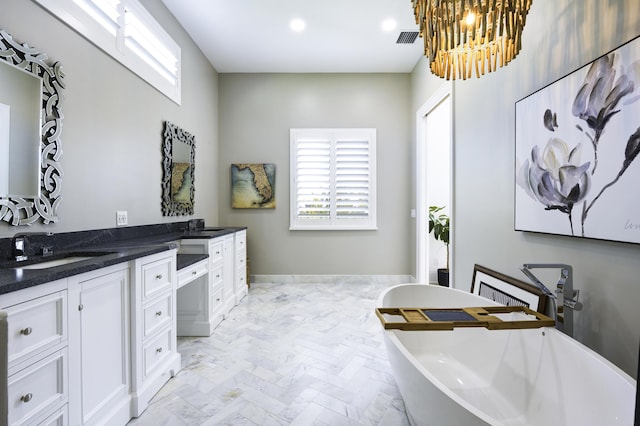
<box><xmin>156</xmin><ymin>274</ymin><xmax>163</xmax><ymax>280</ymax></box>
<box><xmin>20</xmin><ymin>327</ymin><xmax>33</xmax><ymax>336</ymax></box>
<box><xmin>21</xmin><ymin>393</ymin><xmax>33</xmax><ymax>403</ymax></box>
<box><xmin>155</xmin><ymin>311</ymin><xmax>162</xmax><ymax>317</ymax></box>
<box><xmin>156</xmin><ymin>347</ymin><xmax>163</xmax><ymax>354</ymax></box>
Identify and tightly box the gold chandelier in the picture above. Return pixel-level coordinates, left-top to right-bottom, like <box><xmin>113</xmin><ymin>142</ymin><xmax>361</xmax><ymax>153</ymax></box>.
<box><xmin>412</xmin><ymin>0</ymin><xmax>533</xmax><ymax>80</ymax></box>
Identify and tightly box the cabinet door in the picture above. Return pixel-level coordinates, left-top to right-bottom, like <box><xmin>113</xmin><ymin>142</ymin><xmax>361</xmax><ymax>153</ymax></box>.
<box><xmin>68</xmin><ymin>265</ymin><xmax>130</xmax><ymax>426</ymax></box>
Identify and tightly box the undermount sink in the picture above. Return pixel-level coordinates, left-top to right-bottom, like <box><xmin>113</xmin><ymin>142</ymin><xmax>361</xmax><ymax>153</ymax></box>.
<box><xmin>16</xmin><ymin>256</ymin><xmax>95</xmax><ymax>270</ymax></box>
<box><xmin>5</xmin><ymin>251</ymin><xmax>116</xmax><ymax>270</ymax></box>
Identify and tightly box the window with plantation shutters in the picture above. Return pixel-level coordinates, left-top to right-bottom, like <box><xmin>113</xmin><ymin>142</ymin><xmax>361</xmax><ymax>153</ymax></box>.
<box><xmin>290</xmin><ymin>129</ymin><xmax>377</xmax><ymax>230</ymax></box>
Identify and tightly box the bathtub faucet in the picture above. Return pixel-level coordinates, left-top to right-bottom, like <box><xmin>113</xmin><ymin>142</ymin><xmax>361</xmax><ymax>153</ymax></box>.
<box><xmin>520</xmin><ymin>264</ymin><xmax>583</xmax><ymax>337</ymax></box>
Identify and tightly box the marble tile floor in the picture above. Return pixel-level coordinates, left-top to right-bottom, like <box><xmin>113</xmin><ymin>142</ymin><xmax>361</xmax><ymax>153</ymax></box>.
<box><xmin>128</xmin><ymin>281</ymin><xmax>410</xmax><ymax>426</ymax></box>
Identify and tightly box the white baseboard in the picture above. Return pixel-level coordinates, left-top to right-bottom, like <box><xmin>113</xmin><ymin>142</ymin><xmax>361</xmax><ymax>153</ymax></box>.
<box><xmin>250</xmin><ymin>275</ymin><xmax>416</xmax><ymax>285</ymax></box>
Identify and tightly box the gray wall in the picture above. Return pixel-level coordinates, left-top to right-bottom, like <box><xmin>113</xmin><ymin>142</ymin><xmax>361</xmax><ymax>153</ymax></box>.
<box><xmin>218</xmin><ymin>73</ymin><xmax>412</xmax><ymax>275</ymax></box>
<box><xmin>410</xmin><ymin>0</ymin><xmax>640</xmax><ymax>376</ymax></box>
<box><xmin>1</xmin><ymin>0</ymin><xmax>219</xmax><ymax>237</ymax></box>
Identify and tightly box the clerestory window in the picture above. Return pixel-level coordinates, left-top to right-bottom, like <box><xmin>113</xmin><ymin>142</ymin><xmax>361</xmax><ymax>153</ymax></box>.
<box><xmin>34</xmin><ymin>0</ymin><xmax>181</xmax><ymax>104</ymax></box>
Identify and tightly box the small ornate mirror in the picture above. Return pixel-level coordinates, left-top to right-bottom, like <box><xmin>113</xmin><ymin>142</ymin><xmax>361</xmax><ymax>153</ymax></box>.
<box><xmin>161</xmin><ymin>121</ymin><xmax>195</xmax><ymax>215</ymax></box>
<box><xmin>0</xmin><ymin>30</ymin><xmax>64</xmax><ymax>225</ymax></box>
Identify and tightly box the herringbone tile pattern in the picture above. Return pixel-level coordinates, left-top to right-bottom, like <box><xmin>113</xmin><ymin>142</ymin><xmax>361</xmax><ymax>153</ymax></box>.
<box><xmin>128</xmin><ymin>281</ymin><xmax>409</xmax><ymax>425</ymax></box>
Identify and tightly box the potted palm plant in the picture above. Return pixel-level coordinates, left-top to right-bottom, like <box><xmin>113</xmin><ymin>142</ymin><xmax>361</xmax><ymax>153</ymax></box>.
<box><xmin>428</xmin><ymin>205</ymin><xmax>450</xmax><ymax>286</ymax></box>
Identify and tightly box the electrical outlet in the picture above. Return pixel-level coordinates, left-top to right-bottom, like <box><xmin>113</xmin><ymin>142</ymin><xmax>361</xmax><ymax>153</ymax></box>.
<box><xmin>116</xmin><ymin>211</ymin><xmax>128</xmax><ymax>226</ymax></box>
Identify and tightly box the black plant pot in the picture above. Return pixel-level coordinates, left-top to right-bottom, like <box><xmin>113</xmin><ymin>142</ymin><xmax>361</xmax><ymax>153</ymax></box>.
<box><xmin>437</xmin><ymin>268</ymin><xmax>449</xmax><ymax>287</ymax></box>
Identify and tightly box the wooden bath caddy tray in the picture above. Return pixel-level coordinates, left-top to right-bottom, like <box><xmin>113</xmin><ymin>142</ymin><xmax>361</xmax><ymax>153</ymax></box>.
<box><xmin>376</xmin><ymin>306</ymin><xmax>555</xmax><ymax>331</ymax></box>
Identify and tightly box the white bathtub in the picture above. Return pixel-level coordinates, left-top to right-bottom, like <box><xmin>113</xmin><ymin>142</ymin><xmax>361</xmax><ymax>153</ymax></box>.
<box><xmin>378</xmin><ymin>284</ymin><xmax>636</xmax><ymax>426</ymax></box>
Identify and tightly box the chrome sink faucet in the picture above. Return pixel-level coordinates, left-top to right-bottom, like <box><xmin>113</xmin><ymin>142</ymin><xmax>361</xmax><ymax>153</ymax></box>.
<box><xmin>11</xmin><ymin>232</ymin><xmax>54</xmax><ymax>260</ymax></box>
<box><xmin>520</xmin><ymin>263</ymin><xmax>583</xmax><ymax>337</ymax></box>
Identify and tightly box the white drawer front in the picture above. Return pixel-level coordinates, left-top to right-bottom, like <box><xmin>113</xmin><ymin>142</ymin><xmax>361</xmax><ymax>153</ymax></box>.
<box><xmin>143</xmin><ymin>295</ymin><xmax>173</xmax><ymax>338</ymax></box>
<box><xmin>143</xmin><ymin>328</ymin><xmax>172</xmax><ymax>377</ymax></box>
<box><xmin>209</xmin><ymin>240</ymin><xmax>224</xmax><ymax>263</ymax></box>
<box><xmin>236</xmin><ymin>253</ymin><xmax>246</xmax><ymax>269</ymax></box>
<box><xmin>236</xmin><ymin>267</ymin><xmax>247</xmax><ymax>288</ymax></box>
<box><xmin>37</xmin><ymin>404</ymin><xmax>67</xmax><ymax>426</ymax></box>
<box><xmin>6</xmin><ymin>291</ymin><xmax>66</xmax><ymax>366</ymax></box>
<box><xmin>8</xmin><ymin>349</ymin><xmax>67</xmax><ymax>426</ymax></box>
<box><xmin>234</xmin><ymin>231</ymin><xmax>246</xmax><ymax>251</ymax></box>
<box><xmin>177</xmin><ymin>259</ymin><xmax>208</xmax><ymax>289</ymax></box>
<box><xmin>142</xmin><ymin>258</ymin><xmax>172</xmax><ymax>299</ymax></box>
<box><xmin>210</xmin><ymin>264</ymin><xmax>223</xmax><ymax>287</ymax></box>
<box><xmin>209</xmin><ymin>286</ymin><xmax>224</xmax><ymax>316</ymax></box>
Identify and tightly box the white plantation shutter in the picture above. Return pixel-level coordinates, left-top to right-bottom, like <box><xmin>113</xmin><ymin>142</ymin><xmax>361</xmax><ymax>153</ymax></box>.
<box><xmin>291</xmin><ymin>129</ymin><xmax>377</xmax><ymax>230</ymax></box>
<box><xmin>335</xmin><ymin>139</ymin><xmax>370</xmax><ymax>218</ymax></box>
<box><xmin>34</xmin><ymin>0</ymin><xmax>181</xmax><ymax>104</ymax></box>
<box><xmin>74</xmin><ymin>0</ymin><xmax>121</xmax><ymax>35</ymax></box>
<box><xmin>296</xmin><ymin>139</ymin><xmax>331</xmax><ymax>219</ymax></box>
<box><xmin>123</xmin><ymin>2</ymin><xmax>180</xmax><ymax>87</ymax></box>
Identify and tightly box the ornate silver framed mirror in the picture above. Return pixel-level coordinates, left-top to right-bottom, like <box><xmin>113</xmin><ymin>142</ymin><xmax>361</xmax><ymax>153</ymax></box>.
<box><xmin>161</xmin><ymin>121</ymin><xmax>195</xmax><ymax>215</ymax></box>
<box><xmin>0</xmin><ymin>30</ymin><xmax>64</xmax><ymax>226</ymax></box>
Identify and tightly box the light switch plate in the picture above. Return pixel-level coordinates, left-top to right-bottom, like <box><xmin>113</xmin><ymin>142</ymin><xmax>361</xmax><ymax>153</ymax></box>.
<box><xmin>116</xmin><ymin>211</ymin><xmax>128</xmax><ymax>226</ymax></box>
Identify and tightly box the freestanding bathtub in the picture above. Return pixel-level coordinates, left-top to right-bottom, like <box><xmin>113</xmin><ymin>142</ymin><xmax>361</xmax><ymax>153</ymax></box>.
<box><xmin>378</xmin><ymin>284</ymin><xmax>636</xmax><ymax>426</ymax></box>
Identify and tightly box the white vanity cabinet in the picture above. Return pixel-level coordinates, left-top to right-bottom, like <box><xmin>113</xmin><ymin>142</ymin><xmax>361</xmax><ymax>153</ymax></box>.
<box><xmin>222</xmin><ymin>235</ymin><xmax>235</xmax><ymax>315</ymax></box>
<box><xmin>177</xmin><ymin>237</ymin><xmax>227</xmax><ymax>336</ymax></box>
<box><xmin>67</xmin><ymin>262</ymin><xmax>131</xmax><ymax>426</ymax></box>
<box><xmin>0</xmin><ymin>248</ymin><xmax>181</xmax><ymax>426</ymax></box>
<box><xmin>234</xmin><ymin>230</ymin><xmax>248</xmax><ymax>305</ymax></box>
<box><xmin>130</xmin><ymin>250</ymin><xmax>180</xmax><ymax>417</ymax></box>
<box><xmin>1</xmin><ymin>279</ymin><xmax>68</xmax><ymax>426</ymax></box>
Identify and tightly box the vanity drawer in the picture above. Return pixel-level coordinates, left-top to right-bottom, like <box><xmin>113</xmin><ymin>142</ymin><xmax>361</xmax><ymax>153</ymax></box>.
<box><xmin>143</xmin><ymin>294</ymin><xmax>173</xmax><ymax>338</ymax></box>
<box><xmin>5</xmin><ymin>291</ymin><xmax>67</xmax><ymax>367</ymax></box>
<box><xmin>143</xmin><ymin>328</ymin><xmax>173</xmax><ymax>377</ymax></box>
<box><xmin>236</xmin><ymin>266</ymin><xmax>247</xmax><ymax>288</ymax></box>
<box><xmin>177</xmin><ymin>259</ymin><xmax>208</xmax><ymax>289</ymax></box>
<box><xmin>8</xmin><ymin>349</ymin><xmax>67</xmax><ymax>426</ymax></box>
<box><xmin>209</xmin><ymin>240</ymin><xmax>224</xmax><ymax>264</ymax></box>
<box><xmin>209</xmin><ymin>285</ymin><xmax>224</xmax><ymax>316</ymax></box>
<box><xmin>142</xmin><ymin>257</ymin><xmax>173</xmax><ymax>299</ymax></box>
<box><xmin>210</xmin><ymin>264</ymin><xmax>223</xmax><ymax>287</ymax></box>
<box><xmin>37</xmin><ymin>404</ymin><xmax>67</xmax><ymax>426</ymax></box>
<box><xmin>235</xmin><ymin>230</ymin><xmax>246</xmax><ymax>252</ymax></box>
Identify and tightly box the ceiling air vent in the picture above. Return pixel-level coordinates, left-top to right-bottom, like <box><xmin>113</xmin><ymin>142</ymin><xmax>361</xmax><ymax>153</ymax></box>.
<box><xmin>396</xmin><ymin>31</ymin><xmax>419</xmax><ymax>44</ymax></box>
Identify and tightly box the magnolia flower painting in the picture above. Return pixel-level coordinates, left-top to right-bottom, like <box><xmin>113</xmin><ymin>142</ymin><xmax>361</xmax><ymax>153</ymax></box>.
<box><xmin>516</xmin><ymin>36</ymin><xmax>640</xmax><ymax>244</ymax></box>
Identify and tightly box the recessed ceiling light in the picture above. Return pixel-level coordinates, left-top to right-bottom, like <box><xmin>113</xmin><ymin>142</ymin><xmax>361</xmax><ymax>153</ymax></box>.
<box><xmin>382</xmin><ymin>19</ymin><xmax>397</xmax><ymax>32</ymax></box>
<box><xmin>290</xmin><ymin>18</ymin><xmax>306</xmax><ymax>32</ymax></box>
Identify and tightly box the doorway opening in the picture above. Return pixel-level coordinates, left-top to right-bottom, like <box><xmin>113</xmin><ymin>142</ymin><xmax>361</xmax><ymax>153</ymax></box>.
<box><xmin>416</xmin><ymin>84</ymin><xmax>453</xmax><ymax>285</ymax></box>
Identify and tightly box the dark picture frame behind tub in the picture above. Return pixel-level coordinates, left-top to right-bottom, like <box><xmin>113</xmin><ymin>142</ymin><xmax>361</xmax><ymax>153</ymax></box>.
<box><xmin>471</xmin><ymin>264</ymin><xmax>547</xmax><ymax>313</ymax></box>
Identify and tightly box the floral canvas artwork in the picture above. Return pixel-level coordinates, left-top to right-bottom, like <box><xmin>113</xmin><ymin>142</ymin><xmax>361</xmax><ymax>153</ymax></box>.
<box><xmin>516</xmin><ymin>36</ymin><xmax>640</xmax><ymax>244</ymax></box>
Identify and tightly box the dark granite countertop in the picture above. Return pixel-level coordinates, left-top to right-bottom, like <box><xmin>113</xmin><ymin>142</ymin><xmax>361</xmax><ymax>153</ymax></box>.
<box><xmin>0</xmin><ymin>220</ymin><xmax>246</xmax><ymax>295</ymax></box>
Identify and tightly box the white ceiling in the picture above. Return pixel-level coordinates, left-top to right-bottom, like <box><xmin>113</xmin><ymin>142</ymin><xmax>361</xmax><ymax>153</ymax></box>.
<box><xmin>161</xmin><ymin>0</ymin><xmax>424</xmax><ymax>73</ymax></box>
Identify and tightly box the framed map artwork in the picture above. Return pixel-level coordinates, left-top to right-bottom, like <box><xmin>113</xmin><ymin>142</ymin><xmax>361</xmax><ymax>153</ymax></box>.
<box><xmin>231</xmin><ymin>163</ymin><xmax>276</xmax><ymax>209</ymax></box>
